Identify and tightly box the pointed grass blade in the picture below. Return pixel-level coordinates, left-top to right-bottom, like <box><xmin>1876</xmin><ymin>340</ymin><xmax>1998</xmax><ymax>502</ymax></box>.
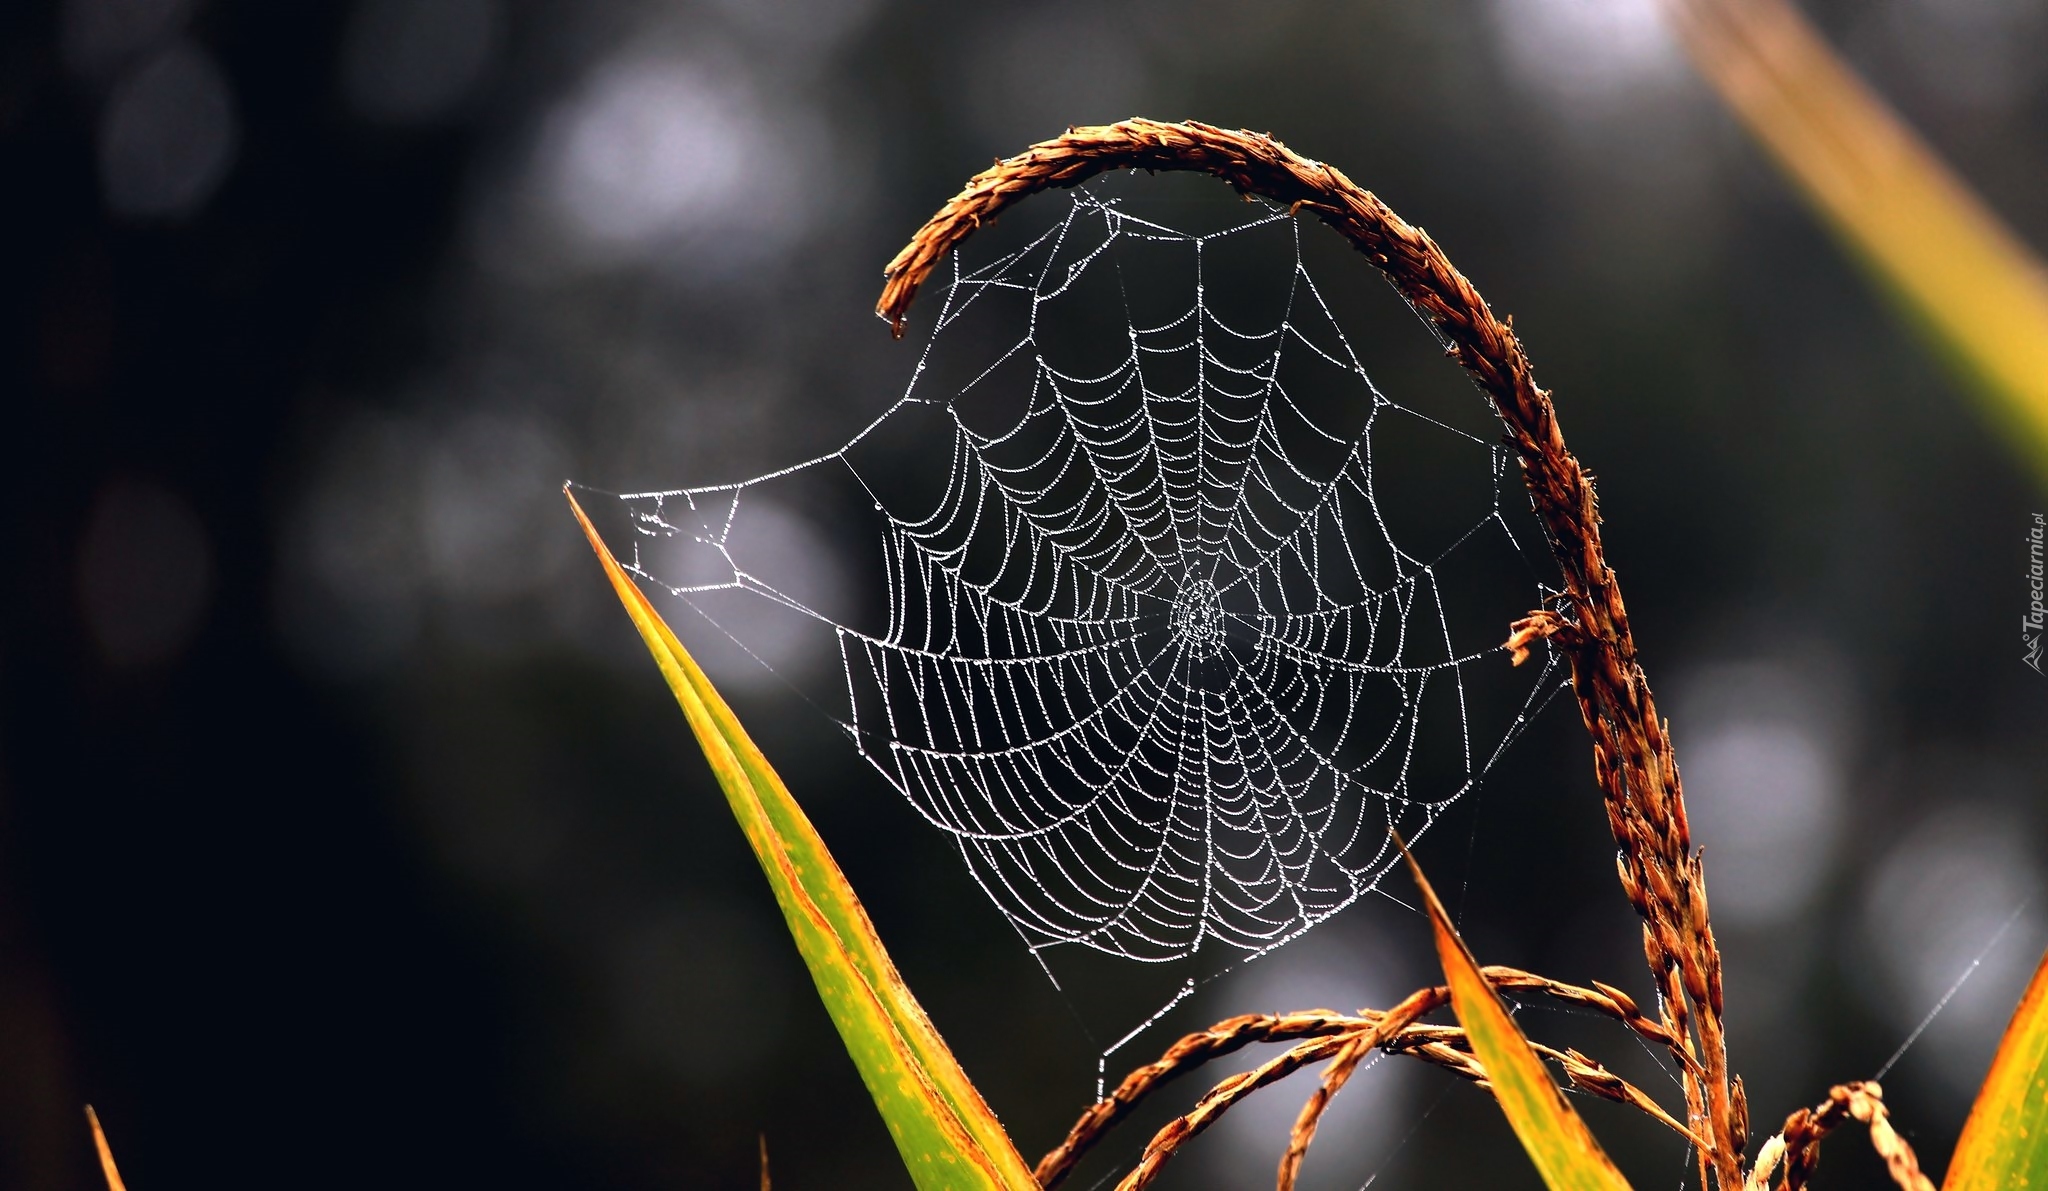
<box><xmin>1398</xmin><ymin>840</ymin><xmax>1634</xmax><ymax>1191</ymax></box>
<box><xmin>1943</xmin><ymin>944</ymin><xmax>2048</xmax><ymax>1191</ymax></box>
<box><xmin>85</xmin><ymin>1106</ymin><xmax>129</xmax><ymax>1191</ymax></box>
<box><xmin>1670</xmin><ymin>0</ymin><xmax>2048</xmax><ymax>481</ymax></box>
<box><xmin>567</xmin><ymin>489</ymin><xmax>1037</xmax><ymax>1191</ymax></box>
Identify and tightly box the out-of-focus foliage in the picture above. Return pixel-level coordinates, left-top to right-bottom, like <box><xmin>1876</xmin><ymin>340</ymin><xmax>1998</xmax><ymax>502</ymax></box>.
<box><xmin>1673</xmin><ymin>0</ymin><xmax>2048</xmax><ymax>482</ymax></box>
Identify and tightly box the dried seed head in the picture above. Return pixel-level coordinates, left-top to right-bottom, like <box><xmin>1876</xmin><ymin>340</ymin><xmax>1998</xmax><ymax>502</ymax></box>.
<box><xmin>1590</xmin><ymin>980</ymin><xmax>1639</xmax><ymax>1017</ymax></box>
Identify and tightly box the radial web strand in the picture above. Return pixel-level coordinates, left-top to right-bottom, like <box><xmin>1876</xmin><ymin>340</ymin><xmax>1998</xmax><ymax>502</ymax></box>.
<box><xmin>611</xmin><ymin>176</ymin><xmax>1567</xmax><ymax>969</ymax></box>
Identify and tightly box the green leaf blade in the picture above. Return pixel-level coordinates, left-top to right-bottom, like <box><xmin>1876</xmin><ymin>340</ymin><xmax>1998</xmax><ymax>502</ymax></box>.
<box><xmin>1400</xmin><ymin>841</ymin><xmax>1635</xmax><ymax>1191</ymax></box>
<box><xmin>1944</xmin><ymin>945</ymin><xmax>2048</xmax><ymax>1191</ymax></box>
<box><xmin>569</xmin><ymin>490</ymin><xmax>1038</xmax><ymax>1191</ymax></box>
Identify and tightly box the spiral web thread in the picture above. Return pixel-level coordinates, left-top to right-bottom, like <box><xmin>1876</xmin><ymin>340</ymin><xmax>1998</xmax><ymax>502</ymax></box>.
<box><xmin>618</xmin><ymin>182</ymin><xmax>1565</xmax><ymax>972</ymax></box>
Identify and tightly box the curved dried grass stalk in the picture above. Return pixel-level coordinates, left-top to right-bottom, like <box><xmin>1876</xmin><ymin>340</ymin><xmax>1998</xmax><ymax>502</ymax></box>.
<box><xmin>880</xmin><ymin>118</ymin><xmax>1739</xmax><ymax>1186</ymax></box>
<box><xmin>1110</xmin><ymin>1018</ymin><xmax>1700</xmax><ymax>1191</ymax></box>
<box><xmin>1036</xmin><ymin>975</ymin><xmax>1702</xmax><ymax>1190</ymax></box>
<box><xmin>1031</xmin><ymin>1006</ymin><xmax>1390</xmax><ymax>1189</ymax></box>
<box><xmin>1035</xmin><ymin>962</ymin><xmax>1717</xmax><ymax>1187</ymax></box>
<box><xmin>1113</xmin><ymin>1032</ymin><xmax>1369</xmax><ymax>1191</ymax></box>
<box><xmin>1746</xmin><ymin>1082</ymin><xmax>1933</xmax><ymax>1191</ymax></box>
<box><xmin>1036</xmin><ymin>962</ymin><xmax>1700</xmax><ymax>1188</ymax></box>
<box><xmin>1105</xmin><ymin>986</ymin><xmax>1447</xmax><ymax>1191</ymax></box>
<box><xmin>1485</xmin><ymin>966</ymin><xmax>1707</xmax><ymax>1081</ymax></box>
<box><xmin>1387</xmin><ymin>1027</ymin><xmax>1700</xmax><ymax>1147</ymax></box>
<box><xmin>1536</xmin><ymin>1044</ymin><xmax>1700</xmax><ymax>1147</ymax></box>
<box><xmin>1275</xmin><ymin>1030</ymin><xmax>1379</xmax><ymax>1191</ymax></box>
<box><xmin>1274</xmin><ymin>974</ymin><xmax>1706</xmax><ymax>1191</ymax></box>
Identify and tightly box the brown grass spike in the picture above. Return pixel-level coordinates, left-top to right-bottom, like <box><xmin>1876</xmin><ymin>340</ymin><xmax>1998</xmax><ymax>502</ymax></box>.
<box><xmin>1752</xmin><ymin>1082</ymin><xmax>1934</xmax><ymax>1191</ymax></box>
<box><xmin>1032</xmin><ymin>1008</ymin><xmax>1380</xmax><ymax>1189</ymax></box>
<box><xmin>1107</xmin><ymin>987</ymin><xmax>1448</xmax><ymax>1191</ymax></box>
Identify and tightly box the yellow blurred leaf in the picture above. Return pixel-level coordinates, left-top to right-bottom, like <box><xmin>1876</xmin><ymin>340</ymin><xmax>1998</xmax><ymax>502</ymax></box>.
<box><xmin>567</xmin><ymin>489</ymin><xmax>1037</xmax><ymax>1191</ymax></box>
<box><xmin>1943</xmin><ymin>945</ymin><xmax>2048</xmax><ymax>1191</ymax></box>
<box><xmin>1671</xmin><ymin>0</ymin><xmax>2048</xmax><ymax>480</ymax></box>
<box><xmin>1399</xmin><ymin>839</ymin><xmax>1635</xmax><ymax>1191</ymax></box>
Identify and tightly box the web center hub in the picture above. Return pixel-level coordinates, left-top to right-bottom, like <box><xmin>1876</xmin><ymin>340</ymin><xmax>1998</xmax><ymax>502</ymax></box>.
<box><xmin>1170</xmin><ymin>578</ymin><xmax>1226</xmax><ymax>657</ymax></box>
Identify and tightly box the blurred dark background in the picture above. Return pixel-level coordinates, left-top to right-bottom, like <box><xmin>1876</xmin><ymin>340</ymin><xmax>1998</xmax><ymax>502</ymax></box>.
<box><xmin>3</xmin><ymin>0</ymin><xmax>2046</xmax><ymax>1187</ymax></box>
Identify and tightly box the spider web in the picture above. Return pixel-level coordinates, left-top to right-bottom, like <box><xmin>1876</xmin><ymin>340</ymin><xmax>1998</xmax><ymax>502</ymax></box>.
<box><xmin>612</xmin><ymin>175</ymin><xmax>1566</xmax><ymax>971</ymax></box>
